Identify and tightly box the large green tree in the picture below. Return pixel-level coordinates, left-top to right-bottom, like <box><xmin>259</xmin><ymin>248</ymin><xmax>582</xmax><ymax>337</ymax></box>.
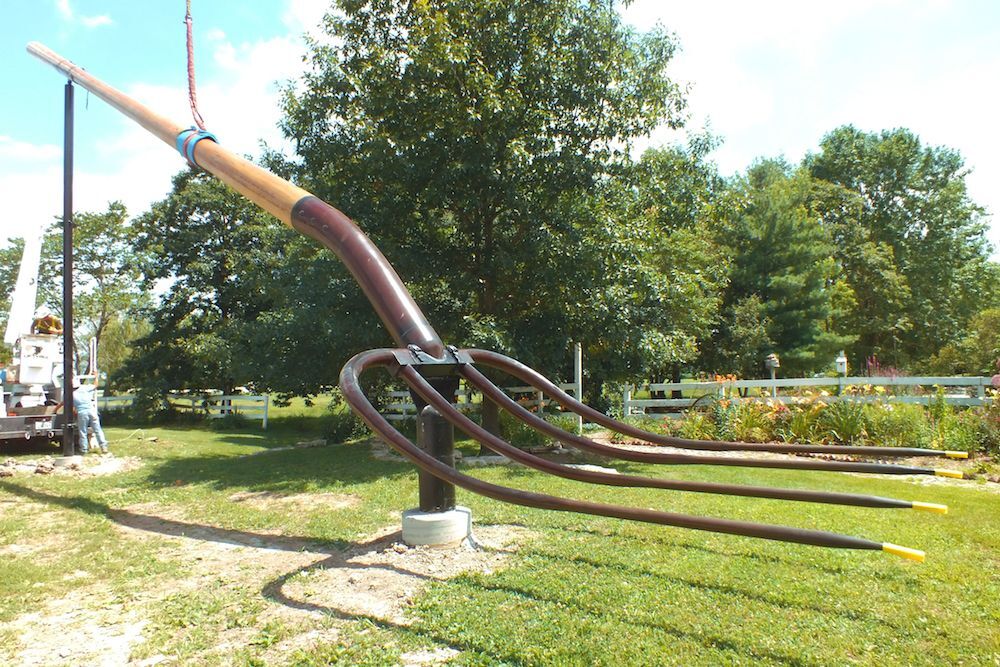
<box><xmin>612</xmin><ymin>138</ymin><xmax>728</xmax><ymax>384</ymax></box>
<box><xmin>705</xmin><ymin>161</ymin><xmax>850</xmax><ymax>376</ymax></box>
<box><xmin>806</xmin><ymin>126</ymin><xmax>994</xmax><ymax>366</ymax></box>
<box><xmin>278</xmin><ymin>0</ymin><xmax>689</xmax><ymax>384</ymax></box>
<box><xmin>122</xmin><ymin>170</ymin><xmax>292</xmax><ymax>394</ymax></box>
<box><xmin>928</xmin><ymin>303</ymin><xmax>1000</xmax><ymax>376</ymax></box>
<box><xmin>38</xmin><ymin>202</ymin><xmax>148</xmax><ymax>377</ymax></box>
<box><xmin>0</xmin><ymin>239</ymin><xmax>26</xmax><ymax>343</ymax></box>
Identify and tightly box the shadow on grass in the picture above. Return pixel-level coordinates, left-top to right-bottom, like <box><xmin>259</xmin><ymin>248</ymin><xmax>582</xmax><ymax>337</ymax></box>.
<box><xmin>140</xmin><ymin>438</ymin><xmax>414</xmax><ymax>492</ymax></box>
<box><xmin>0</xmin><ymin>480</ymin><xmax>434</xmax><ymax>581</ymax></box>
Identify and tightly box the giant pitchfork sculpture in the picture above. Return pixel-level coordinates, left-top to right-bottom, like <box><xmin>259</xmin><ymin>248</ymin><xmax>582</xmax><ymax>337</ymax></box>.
<box><xmin>29</xmin><ymin>42</ymin><xmax>966</xmax><ymax>562</ymax></box>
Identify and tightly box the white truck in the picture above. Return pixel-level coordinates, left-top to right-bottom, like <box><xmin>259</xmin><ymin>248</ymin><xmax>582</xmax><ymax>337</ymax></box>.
<box><xmin>1</xmin><ymin>332</ymin><xmax>65</xmax><ymax>445</ymax></box>
<box><xmin>1</xmin><ymin>229</ymin><xmax>66</xmax><ymax>447</ymax></box>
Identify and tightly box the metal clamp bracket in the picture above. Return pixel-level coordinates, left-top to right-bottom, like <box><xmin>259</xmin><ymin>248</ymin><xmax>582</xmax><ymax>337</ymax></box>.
<box><xmin>388</xmin><ymin>345</ymin><xmax>472</xmax><ymax>378</ymax></box>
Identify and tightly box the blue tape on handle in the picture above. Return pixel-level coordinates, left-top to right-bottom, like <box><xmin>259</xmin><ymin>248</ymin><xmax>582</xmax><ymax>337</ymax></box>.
<box><xmin>175</xmin><ymin>127</ymin><xmax>217</xmax><ymax>167</ymax></box>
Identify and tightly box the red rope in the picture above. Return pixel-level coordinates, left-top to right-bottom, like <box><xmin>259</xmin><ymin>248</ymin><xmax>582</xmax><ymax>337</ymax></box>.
<box><xmin>185</xmin><ymin>0</ymin><xmax>207</xmax><ymax>130</ymax></box>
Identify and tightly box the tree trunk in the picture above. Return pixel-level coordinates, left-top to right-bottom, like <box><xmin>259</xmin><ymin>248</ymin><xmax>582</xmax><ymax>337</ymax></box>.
<box><xmin>478</xmin><ymin>396</ymin><xmax>501</xmax><ymax>456</ymax></box>
<box><xmin>670</xmin><ymin>363</ymin><xmax>683</xmax><ymax>399</ymax></box>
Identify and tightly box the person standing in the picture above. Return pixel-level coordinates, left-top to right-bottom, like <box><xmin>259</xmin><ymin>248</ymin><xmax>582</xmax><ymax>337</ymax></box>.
<box><xmin>72</xmin><ymin>377</ymin><xmax>109</xmax><ymax>455</ymax></box>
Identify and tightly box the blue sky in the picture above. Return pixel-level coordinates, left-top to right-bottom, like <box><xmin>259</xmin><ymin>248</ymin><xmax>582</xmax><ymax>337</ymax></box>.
<box><xmin>1</xmin><ymin>0</ymin><xmax>997</xmax><ymax>258</ymax></box>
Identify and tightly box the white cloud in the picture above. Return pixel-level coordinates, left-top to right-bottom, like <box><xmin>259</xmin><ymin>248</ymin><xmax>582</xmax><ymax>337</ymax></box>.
<box><xmin>54</xmin><ymin>0</ymin><xmax>113</xmax><ymax>29</ymax></box>
<box><xmin>282</xmin><ymin>0</ymin><xmax>329</xmax><ymax>34</ymax></box>
<box><xmin>0</xmin><ymin>136</ymin><xmax>61</xmax><ymax>162</ymax></box>
<box><xmin>80</xmin><ymin>14</ymin><xmax>113</xmax><ymax>28</ymax></box>
<box><xmin>55</xmin><ymin>0</ymin><xmax>72</xmax><ymax>21</ymax></box>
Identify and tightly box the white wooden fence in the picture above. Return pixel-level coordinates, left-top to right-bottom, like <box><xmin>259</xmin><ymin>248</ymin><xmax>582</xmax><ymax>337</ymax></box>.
<box><xmin>623</xmin><ymin>375</ymin><xmax>995</xmax><ymax>416</ymax></box>
<box><xmin>96</xmin><ymin>393</ymin><xmax>135</xmax><ymax>412</ymax></box>
<box><xmin>97</xmin><ymin>391</ymin><xmax>269</xmax><ymax>429</ymax></box>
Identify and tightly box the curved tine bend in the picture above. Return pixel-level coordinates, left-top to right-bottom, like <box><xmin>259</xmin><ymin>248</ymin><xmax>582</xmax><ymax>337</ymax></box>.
<box><xmin>465</xmin><ymin>349</ymin><xmax>965</xmax><ymax>465</ymax></box>
<box><xmin>340</xmin><ymin>349</ymin><xmax>894</xmax><ymax>552</ymax></box>
<box><xmin>460</xmin><ymin>364</ymin><xmax>947</xmax><ymax>478</ymax></box>
<box><xmin>402</xmin><ymin>365</ymin><xmax>917</xmax><ymax>509</ymax></box>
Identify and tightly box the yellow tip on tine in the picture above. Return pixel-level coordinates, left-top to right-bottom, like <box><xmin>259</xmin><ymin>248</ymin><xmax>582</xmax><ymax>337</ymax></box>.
<box><xmin>945</xmin><ymin>450</ymin><xmax>969</xmax><ymax>459</ymax></box>
<box><xmin>911</xmin><ymin>501</ymin><xmax>948</xmax><ymax>514</ymax></box>
<box><xmin>883</xmin><ymin>543</ymin><xmax>925</xmax><ymax>562</ymax></box>
<box><xmin>935</xmin><ymin>469</ymin><xmax>964</xmax><ymax>479</ymax></box>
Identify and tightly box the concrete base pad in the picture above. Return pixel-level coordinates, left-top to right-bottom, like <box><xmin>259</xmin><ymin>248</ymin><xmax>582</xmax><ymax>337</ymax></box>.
<box><xmin>402</xmin><ymin>506</ymin><xmax>472</xmax><ymax>547</ymax></box>
<box><xmin>52</xmin><ymin>455</ymin><xmax>83</xmax><ymax>468</ymax></box>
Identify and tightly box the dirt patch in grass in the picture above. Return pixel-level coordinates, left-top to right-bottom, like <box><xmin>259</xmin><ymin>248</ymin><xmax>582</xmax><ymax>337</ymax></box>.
<box><xmin>227</xmin><ymin>489</ymin><xmax>360</xmax><ymax>511</ymax></box>
<box><xmin>0</xmin><ymin>495</ymin><xmax>80</xmax><ymax>561</ymax></box>
<box><xmin>10</xmin><ymin>587</ymin><xmax>148</xmax><ymax>666</ymax></box>
<box><xmin>108</xmin><ymin>502</ymin><xmax>529</xmax><ymax>660</ymax></box>
<box><xmin>0</xmin><ymin>455</ymin><xmax>142</xmax><ymax>478</ymax></box>
<box><xmin>277</xmin><ymin>524</ymin><xmax>531</xmax><ymax>626</ymax></box>
<box><xmin>6</xmin><ymin>490</ymin><xmax>531</xmax><ymax>664</ymax></box>
<box><xmin>399</xmin><ymin>646</ymin><xmax>462</xmax><ymax>665</ymax></box>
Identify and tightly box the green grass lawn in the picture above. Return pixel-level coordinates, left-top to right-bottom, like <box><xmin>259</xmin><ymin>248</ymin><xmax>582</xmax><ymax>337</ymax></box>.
<box><xmin>1</xmin><ymin>415</ymin><xmax>998</xmax><ymax>665</ymax></box>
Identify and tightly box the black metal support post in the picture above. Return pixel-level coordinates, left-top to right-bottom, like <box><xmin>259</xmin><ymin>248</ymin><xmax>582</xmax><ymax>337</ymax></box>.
<box><xmin>417</xmin><ymin>404</ymin><xmax>456</xmax><ymax>512</ymax></box>
<box><xmin>61</xmin><ymin>80</ymin><xmax>75</xmax><ymax>457</ymax></box>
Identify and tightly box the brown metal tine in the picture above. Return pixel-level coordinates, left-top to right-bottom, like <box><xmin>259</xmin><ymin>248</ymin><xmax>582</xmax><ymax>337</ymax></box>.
<box><xmin>401</xmin><ymin>365</ymin><xmax>928</xmax><ymax>509</ymax></box>
<box><xmin>464</xmin><ymin>349</ymin><xmax>968</xmax><ymax>469</ymax></box>
<box><xmin>460</xmin><ymin>363</ymin><xmax>956</xmax><ymax>478</ymax></box>
<box><xmin>341</xmin><ymin>349</ymin><xmax>898</xmax><ymax>553</ymax></box>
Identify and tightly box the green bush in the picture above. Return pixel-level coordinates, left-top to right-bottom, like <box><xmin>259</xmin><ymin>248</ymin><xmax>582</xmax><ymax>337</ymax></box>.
<box><xmin>976</xmin><ymin>396</ymin><xmax>1000</xmax><ymax>456</ymax></box>
<box><xmin>935</xmin><ymin>411</ymin><xmax>980</xmax><ymax>453</ymax></box>
<box><xmin>862</xmin><ymin>402</ymin><xmax>931</xmax><ymax>448</ymax></box>
<box><xmin>676</xmin><ymin>412</ymin><xmax>717</xmax><ymax>440</ymax></box>
<box><xmin>322</xmin><ymin>405</ymin><xmax>368</xmax><ymax>443</ymax></box>
<box><xmin>818</xmin><ymin>400</ymin><xmax>868</xmax><ymax>444</ymax></box>
<box><xmin>209</xmin><ymin>412</ymin><xmax>250</xmax><ymax>430</ymax></box>
<box><xmin>545</xmin><ymin>413</ymin><xmax>580</xmax><ymax>435</ymax></box>
<box><xmin>713</xmin><ymin>401</ymin><xmax>776</xmax><ymax>443</ymax></box>
<box><xmin>928</xmin><ymin>386</ymin><xmax>952</xmax><ymax>423</ymax></box>
<box><xmin>778</xmin><ymin>403</ymin><xmax>823</xmax><ymax>443</ymax></box>
<box><xmin>608</xmin><ymin>415</ymin><xmax>675</xmax><ymax>444</ymax></box>
<box><xmin>499</xmin><ymin>409</ymin><xmax>550</xmax><ymax>448</ymax></box>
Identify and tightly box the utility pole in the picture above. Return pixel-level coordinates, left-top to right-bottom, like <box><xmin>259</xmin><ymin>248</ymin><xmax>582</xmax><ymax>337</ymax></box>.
<box><xmin>61</xmin><ymin>80</ymin><xmax>75</xmax><ymax>457</ymax></box>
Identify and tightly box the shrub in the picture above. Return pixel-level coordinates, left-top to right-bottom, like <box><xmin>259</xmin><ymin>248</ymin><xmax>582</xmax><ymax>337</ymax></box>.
<box><xmin>603</xmin><ymin>385</ymin><xmax>626</xmax><ymax>420</ymax></box>
<box><xmin>928</xmin><ymin>386</ymin><xmax>952</xmax><ymax>423</ymax></box>
<box><xmin>209</xmin><ymin>412</ymin><xmax>250</xmax><ymax>430</ymax></box>
<box><xmin>779</xmin><ymin>403</ymin><xmax>824</xmax><ymax>443</ymax></box>
<box><xmin>864</xmin><ymin>402</ymin><xmax>932</xmax><ymax>449</ymax></box>
<box><xmin>608</xmin><ymin>415</ymin><xmax>675</xmax><ymax>444</ymax></box>
<box><xmin>545</xmin><ymin>413</ymin><xmax>580</xmax><ymax>435</ymax></box>
<box><xmin>713</xmin><ymin>400</ymin><xmax>776</xmax><ymax>443</ymax></box>
<box><xmin>677</xmin><ymin>412</ymin><xmax>716</xmax><ymax>440</ymax></box>
<box><xmin>817</xmin><ymin>400</ymin><xmax>867</xmax><ymax>444</ymax></box>
<box><xmin>976</xmin><ymin>396</ymin><xmax>1000</xmax><ymax>456</ymax></box>
<box><xmin>323</xmin><ymin>405</ymin><xmax>368</xmax><ymax>443</ymax></box>
<box><xmin>499</xmin><ymin>409</ymin><xmax>550</xmax><ymax>448</ymax></box>
<box><xmin>934</xmin><ymin>411</ymin><xmax>980</xmax><ymax>453</ymax></box>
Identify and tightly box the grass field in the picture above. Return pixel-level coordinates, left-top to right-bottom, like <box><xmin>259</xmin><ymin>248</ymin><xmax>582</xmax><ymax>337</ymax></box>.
<box><xmin>1</xmin><ymin>412</ymin><xmax>998</xmax><ymax>665</ymax></box>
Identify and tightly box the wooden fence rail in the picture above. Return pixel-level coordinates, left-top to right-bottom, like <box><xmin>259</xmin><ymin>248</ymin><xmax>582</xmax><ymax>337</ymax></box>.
<box><xmin>623</xmin><ymin>376</ymin><xmax>995</xmax><ymax>417</ymax></box>
<box><xmin>97</xmin><ymin>391</ymin><xmax>269</xmax><ymax>429</ymax></box>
